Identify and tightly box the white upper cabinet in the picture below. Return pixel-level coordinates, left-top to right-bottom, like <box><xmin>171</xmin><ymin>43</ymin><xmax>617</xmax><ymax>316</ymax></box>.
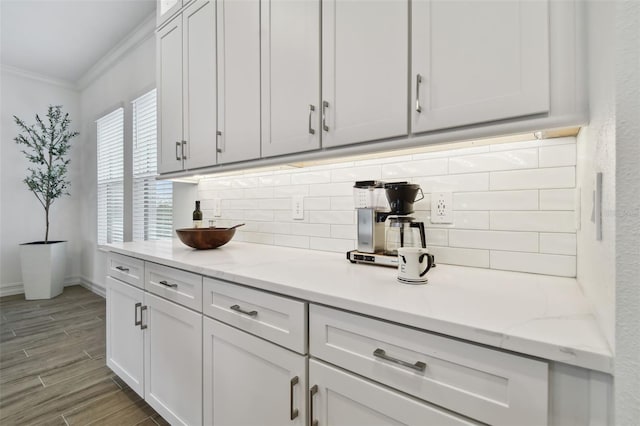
<box><xmin>157</xmin><ymin>0</ymin><xmax>183</xmax><ymax>27</ymax></box>
<box><xmin>157</xmin><ymin>0</ymin><xmax>217</xmax><ymax>174</ymax></box>
<box><xmin>157</xmin><ymin>15</ymin><xmax>184</xmax><ymax>174</ymax></box>
<box><xmin>411</xmin><ymin>0</ymin><xmax>550</xmax><ymax>133</ymax></box>
<box><xmin>217</xmin><ymin>0</ymin><xmax>261</xmax><ymax>164</ymax></box>
<box><xmin>261</xmin><ymin>0</ymin><xmax>321</xmax><ymax>158</ymax></box>
<box><xmin>321</xmin><ymin>0</ymin><xmax>409</xmax><ymax>149</ymax></box>
<box><xmin>183</xmin><ymin>0</ymin><xmax>217</xmax><ymax>170</ymax></box>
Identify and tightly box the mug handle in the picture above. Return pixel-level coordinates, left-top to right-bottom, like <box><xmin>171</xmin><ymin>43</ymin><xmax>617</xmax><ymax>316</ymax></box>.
<box><xmin>414</xmin><ymin>188</ymin><xmax>425</xmax><ymax>202</ymax></box>
<box><xmin>418</xmin><ymin>253</ymin><xmax>435</xmax><ymax>277</ymax></box>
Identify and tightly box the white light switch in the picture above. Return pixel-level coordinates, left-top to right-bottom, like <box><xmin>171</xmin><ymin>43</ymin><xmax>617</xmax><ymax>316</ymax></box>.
<box><xmin>292</xmin><ymin>196</ymin><xmax>304</xmax><ymax>220</ymax></box>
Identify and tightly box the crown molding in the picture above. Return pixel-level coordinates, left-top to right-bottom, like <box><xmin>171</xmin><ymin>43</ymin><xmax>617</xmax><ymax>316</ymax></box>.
<box><xmin>76</xmin><ymin>12</ymin><xmax>156</xmax><ymax>91</ymax></box>
<box><xmin>0</xmin><ymin>64</ymin><xmax>78</xmax><ymax>91</ymax></box>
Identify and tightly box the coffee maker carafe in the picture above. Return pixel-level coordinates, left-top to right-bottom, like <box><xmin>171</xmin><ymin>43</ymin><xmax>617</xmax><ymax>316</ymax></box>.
<box><xmin>383</xmin><ymin>182</ymin><xmax>426</xmax><ymax>255</ymax></box>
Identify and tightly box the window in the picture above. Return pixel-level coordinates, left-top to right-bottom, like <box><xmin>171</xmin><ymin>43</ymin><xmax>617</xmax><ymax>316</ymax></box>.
<box><xmin>132</xmin><ymin>89</ymin><xmax>173</xmax><ymax>241</ymax></box>
<box><xmin>97</xmin><ymin>108</ymin><xmax>124</xmax><ymax>245</ymax></box>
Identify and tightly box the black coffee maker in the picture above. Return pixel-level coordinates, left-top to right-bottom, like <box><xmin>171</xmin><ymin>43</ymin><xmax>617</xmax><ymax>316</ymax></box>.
<box><xmin>383</xmin><ymin>182</ymin><xmax>426</xmax><ymax>255</ymax></box>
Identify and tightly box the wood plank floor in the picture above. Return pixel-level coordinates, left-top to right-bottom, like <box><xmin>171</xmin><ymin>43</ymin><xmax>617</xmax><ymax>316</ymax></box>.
<box><xmin>0</xmin><ymin>286</ymin><xmax>168</xmax><ymax>426</ymax></box>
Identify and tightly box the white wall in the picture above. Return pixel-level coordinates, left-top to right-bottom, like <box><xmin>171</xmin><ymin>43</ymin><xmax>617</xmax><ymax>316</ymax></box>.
<box><xmin>614</xmin><ymin>0</ymin><xmax>640</xmax><ymax>423</ymax></box>
<box><xmin>576</xmin><ymin>0</ymin><xmax>616</xmax><ymax>349</ymax></box>
<box><xmin>0</xmin><ymin>69</ymin><xmax>82</xmax><ymax>295</ymax></box>
<box><xmin>78</xmin><ymin>35</ymin><xmax>155</xmax><ymax>292</ymax></box>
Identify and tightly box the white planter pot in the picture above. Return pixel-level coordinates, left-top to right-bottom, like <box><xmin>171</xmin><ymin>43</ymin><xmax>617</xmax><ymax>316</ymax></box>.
<box><xmin>19</xmin><ymin>241</ymin><xmax>67</xmax><ymax>300</ymax></box>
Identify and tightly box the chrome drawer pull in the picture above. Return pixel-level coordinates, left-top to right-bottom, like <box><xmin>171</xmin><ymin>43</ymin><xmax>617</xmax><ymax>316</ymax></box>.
<box><xmin>181</xmin><ymin>140</ymin><xmax>187</xmax><ymax>160</ymax></box>
<box><xmin>230</xmin><ymin>304</ymin><xmax>258</xmax><ymax>317</ymax></box>
<box><xmin>309</xmin><ymin>384</ymin><xmax>318</xmax><ymax>426</ymax></box>
<box><xmin>140</xmin><ymin>305</ymin><xmax>148</xmax><ymax>330</ymax></box>
<box><xmin>134</xmin><ymin>302</ymin><xmax>142</xmax><ymax>326</ymax></box>
<box><xmin>415</xmin><ymin>74</ymin><xmax>423</xmax><ymax>113</ymax></box>
<box><xmin>159</xmin><ymin>280</ymin><xmax>178</xmax><ymax>288</ymax></box>
<box><xmin>175</xmin><ymin>141</ymin><xmax>181</xmax><ymax>160</ymax></box>
<box><xmin>290</xmin><ymin>376</ymin><xmax>299</xmax><ymax>420</ymax></box>
<box><xmin>322</xmin><ymin>100</ymin><xmax>329</xmax><ymax>132</ymax></box>
<box><xmin>308</xmin><ymin>104</ymin><xmax>316</xmax><ymax>135</ymax></box>
<box><xmin>373</xmin><ymin>348</ymin><xmax>426</xmax><ymax>372</ymax></box>
<box><xmin>115</xmin><ymin>266</ymin><xmax>130</xmax><ymax>273</ymax></box>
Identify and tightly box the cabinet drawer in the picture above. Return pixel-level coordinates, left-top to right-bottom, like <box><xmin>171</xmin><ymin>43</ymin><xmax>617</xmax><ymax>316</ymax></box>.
<box><xmin>107</xmin><ymin>252</ymin><xmax>144</xmax><ymax>289</ymax></box>
<box><xmin>145</xmin><ymin>262</ymin><xmax>203</xmax><ymax>312</ymax></box>
<box><xmin>203</xmin><ymin>278</ymin><xmax>307</xmax><ymax>354</ymax></box>
<box><xmin>310</xmin><ymin>305</ymin><xmax>548</xmax><ymax>426</ymax></box>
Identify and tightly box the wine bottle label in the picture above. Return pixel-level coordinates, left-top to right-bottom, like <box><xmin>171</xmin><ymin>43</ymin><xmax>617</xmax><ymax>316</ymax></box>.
<box><xmin>193</xmin><ymin>220</ymin><xmax>203</xmax><ymax>228</ymax></box>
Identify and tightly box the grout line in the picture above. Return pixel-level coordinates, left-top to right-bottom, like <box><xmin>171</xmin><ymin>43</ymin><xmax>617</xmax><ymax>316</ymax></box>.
<box><xmin>83</xmin><ymin>349</ymin><xmax>93</xmax><ymax>360</ymax></box>
<box><xmin>63</xmin><ymin>329</ymin><xmax>70</xmax><ymax>336</ymax></box>
<box><xmin>11</xmin><ymin>329</ymin><xmax>16</xmax><ymax>337</ymax></box>
<box><xmin>62</xmin><ymin>414</ymin><xmax>70</xmax><ymax>426</ymax></box>
<box><xmin>149</xmin><ymin>416</ymin><xmax>161</xmax><ymax>426</ymax></box>
<box><xmin>110</xmin><ymin>376</ymin><xmax>123</xmax><ymax>389</ymax></box>
<box><xmin>23</xmin><ymin>349</ymin><xmax>30</xmax><ymax>358</ymax></box>
<box><xmin>38</xmin><ymin>375</ymin><xmax>46</xmax><ymax>388</ymax></box>
<box><xmin>49</xmin><ymin>315</ymin><xmax>56</xmax><ymax>321</ymax></box>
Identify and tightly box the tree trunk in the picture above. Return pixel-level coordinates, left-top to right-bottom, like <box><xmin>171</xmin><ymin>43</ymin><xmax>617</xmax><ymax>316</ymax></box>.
<box><xmin>45</xmin><ymin>205</ymin><xmax>49</xmax><ymax>243</ymax></box>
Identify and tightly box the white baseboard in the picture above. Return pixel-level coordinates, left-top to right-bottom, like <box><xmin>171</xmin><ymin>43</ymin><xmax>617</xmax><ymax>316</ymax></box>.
<box><xmin>0</xmin><ymin>276</ymin><xmax>105</xmax><ymax>298</ymax></box>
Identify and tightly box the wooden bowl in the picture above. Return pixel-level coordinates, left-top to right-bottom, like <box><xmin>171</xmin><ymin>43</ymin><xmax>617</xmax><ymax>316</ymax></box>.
<box><xmin>175</xmin><ymin>226</ymin><xmax>241</xmax><ymax>249</ymax></box>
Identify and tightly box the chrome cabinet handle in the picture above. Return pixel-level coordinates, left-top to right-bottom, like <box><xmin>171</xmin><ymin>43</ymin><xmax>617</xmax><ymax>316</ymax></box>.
<box><xmin>308</xmin><ymin>104</ymin><xmax>316</xmax><ymax>135</ymax></box>
<box><xmin>415</xmin><ymin>74</ymin><xmax>423</xmax><ymax>113</ymax></box>
<box><xmin>176</xmin><ymin>141</ymin><xmax>181</xmax><ymax>161</ymax></box>
<box><xmin>134</xmin><ymin>302</ymin><xmax>142</xmax><ymax>326</ymax></box>
<box><xmin>140</xmin><ymin>305</ymin><xmax>148</xmax><ymax>330</ymax></box>
<box><xmin>290</xmin><ymin>376</ymin><xmax>299</xmax><ymax>420</ymax></box>
<box><xmin>216</xmin><ymin>130</ymin><xmax>223</xmax><ymax>153</ymax></box>
<box><xmin>322</xmin><ymin>100</ymin><xmax>329</xmax><ymax>132</ymax></box>
<box><xmin>159</xmin><ymin>280</ymin><xmax>178</xmax><ymax>288</ymax></box>
<box><xmin>115</xmin><ymin>266</ymin><xmax>130</xmax><ymax>273</ymax></box>
<box><xmin>309</xmin><ymin>384</ymin><xmax>318</xmax><ymax>426</ymax></box>
<box><xmin>181</xmin><ymin>140</ymin><xmax>187</xmax><ymax>160</ymax></box>
<box><xmin>373</xmin><ymin>348</ymin><xmax>426</xmax><ymax>372</ymax></box>
<box><xmin>230</xmin><ymin>304</ymin><xmax>258</xmax><ymax>317</ymax></box>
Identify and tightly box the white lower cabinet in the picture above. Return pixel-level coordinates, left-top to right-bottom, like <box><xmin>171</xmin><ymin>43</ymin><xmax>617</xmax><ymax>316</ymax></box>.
<box><xmin>106</xmin><ymin>277</ymin><xmax>145</xmax><ymax>396</ymax></box>
<box><xmin>309</xmin><ymin>359</ymin><xmax>477</xmax><ymax>426</ymax></box>
<box><xmin>106</xmin><ymin>272</ymin><xmax>202</xmax><ymax>426</ymax></box>
<box><xmin>144</xmin><ymin>293</ymin><xmax>202</xmax><ymax>426</ymax></box>
<box><xmin>203</xmin><ymin>316</ymin><xmax>307</xmax><ymax>426</ymax></box>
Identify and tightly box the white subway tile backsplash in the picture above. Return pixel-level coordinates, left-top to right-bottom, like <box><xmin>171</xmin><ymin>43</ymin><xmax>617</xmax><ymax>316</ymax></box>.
<box><xmin>309</xmin><ymin>211</ymin><xmax>354</xmax><ymax>225</ymax></box>
<box><xmin>491</xmin><ymin>211</ymin><xmax>576</xmax><ymax>232</ymax></box>
<box><xmin>539</xmin><ymin>144</ymin><xmax>576</xmax><ymax>168</ymax></box>
<box><xmin>381</xmin><ymin>158</ymin><xmax>448</xmax><ymax>179</ymax></box>
<box><xmin>290</xmin><ymin>223</ymin><xmax>331</xmax><ymax>237</ymax></box>
<box><xmin>490</xmin><ymin>167</ymin><xmax>575</xmax><ymax>190</ymax></box>
<box><xmin>331</xmin><ymin>224</ymin><xmax>356</xmax><ymax>239</ymax></box>
<box><xmin>449</xmin><ymin>230</ymin><xmax>538</xmax><ymax>252</ymax></box>
<box><xmin>309</xmin><ymin>182</ymin><xmax>353</xmax><ymax>197</ymax></box>
<box><xmin>310</xmin><ymin>237</ymin><xmax>356</xmax><ymax>253</ymax></box>
<box><xmin>429</xmin><ymin>246</ymin><xmax>490</xmax><ymax>268</ymax></box>
<box><xmin>415</xmin><ymin>173</ymin><xmax>490</xmax><ymax>192</ymax></box>
<box><xmin>539</xmin><ymin>189</ymin><xmax>576</xmax><ymax>210</ymax></box>
<box><xmin>449</xmin><ymin>149</ymin><xmax>538</xmax><ymax>174</ymax></box>
<box><xmin>197</xmin><ymin>137</ymin><xmax>578</xmax><ymax>277</ymax></box>
<box><xmin>274</xmin><ymin>234</ymin><xmax>310</xmax><ymax>249</ymax></box>
<box><xmin>540</xmin><ymin>233</ymin><xmax>577</xmax><ymax>255</ymax></box>
<box><xmin>490</xmin><ymin>251</ymin><xmax>576</xmax><ymax>277</ymax></box>
<box><xmin>331</xmin><ymin>165</ymin><xmax>382</xmax><ymax>182</ymax></box>
<box><xmin>453</xmin><ymin>190</ymin><xmax>538</xmax><ymax>211</ymax></box>
<box><xmin>290</xmin><ymin>170</ymin><xmax>331</xmax><ymax>185</ymax></box>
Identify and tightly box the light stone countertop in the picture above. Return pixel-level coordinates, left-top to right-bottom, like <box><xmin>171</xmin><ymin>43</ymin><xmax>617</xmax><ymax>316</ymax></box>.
<box><xmin>106</xmin><ymin>239</ymin><xmax>613</xmax><ymax>374</ymax></box>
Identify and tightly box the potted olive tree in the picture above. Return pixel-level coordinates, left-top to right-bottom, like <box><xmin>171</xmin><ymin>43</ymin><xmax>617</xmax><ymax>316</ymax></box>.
<box><xmin>13</xmin><ymin>105</ymin><xmax>79</xmax><ymax>299</ymax></box>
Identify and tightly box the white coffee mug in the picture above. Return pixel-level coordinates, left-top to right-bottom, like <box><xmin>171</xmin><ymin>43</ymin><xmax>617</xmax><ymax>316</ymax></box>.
<box><xmin>397</xmin><ymin>247</ymin><xmax>436</xmax><ymax>284</ymax></box>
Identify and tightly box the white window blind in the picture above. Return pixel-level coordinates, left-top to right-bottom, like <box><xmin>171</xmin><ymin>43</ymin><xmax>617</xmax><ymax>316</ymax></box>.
<box><xmin>132</xmin><ymin>89</ymin><xmax>173</xmax><ymax>241</ymax></box>
<box><xmin>97</xmin><ymin>108</ymin><xmax>124</xmax><ymax>245</ymax></box>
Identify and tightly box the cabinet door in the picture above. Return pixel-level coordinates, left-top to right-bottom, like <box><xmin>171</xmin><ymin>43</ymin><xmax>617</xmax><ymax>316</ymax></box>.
<box><xmin>321</xmin><ymin>0</ymin><xmax>408</xmax><ymax>148</ymax></box>
<box><xmin>309</xmin><ymin>359</ymin><xmax>478</xmax><ymax>426</ymax></box>
<box><xmin>183</xmin><ymin>0</ymin><xmax>218</xmax><ymax>170</ymax></box>
<box><xmin>105</xmin><ymin>277</ymin><xmax>144</xmax><ymax>397</ymax></box>
<box><xmin>144</xmin><ymin>293</ymin><xmax>202</xmax><ymax>426</ymax></box>
<box><xmin>261</xmin><ymin>0</ymin><xmax>321</xmax><ymax>157</ymax></box>
<box><xmin>157</xmin><ymin>0</ymin><xmax>183</xmax><ymax>28</ymax></box>
<box><xmin>157</xmin><ymin>15</ymin><xmax>184</xmax><ymax>174</ymax></box>
<box><xmin>203</xmin><ymin>317</ymin><xmax>307</xmax><ymax>426</ymax></box>
<box><xmin>217</xmin><ymin>0</ymin><xmax>261</xmax><ymax>164</ymax></box>
<box><xmin>411</xmin><ymin>0</ymin><xmax>549</xmax><ymax>133</ymax></box>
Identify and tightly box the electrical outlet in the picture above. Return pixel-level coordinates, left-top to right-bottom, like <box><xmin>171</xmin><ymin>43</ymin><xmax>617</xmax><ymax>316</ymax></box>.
<box><xmin>213</xmin><ymin>198</ymin><xmax>222</xmax><ymax>217</ymax></box>
<box><xmin>292</xmin><ymin>195</ymin><xmax>304</xmax><ymax>220</ymax></box>
<box><xmin>431</xmin><ymin>192</ymin><xmax>453</xmax><ymax>224</ymax></box>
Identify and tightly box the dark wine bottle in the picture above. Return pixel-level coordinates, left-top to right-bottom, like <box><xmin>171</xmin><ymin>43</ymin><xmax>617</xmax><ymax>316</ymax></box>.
<box><xmin>193</xmin><ymin>200</ymin><xmax>203</xmax><ymax>228</ymax></box>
